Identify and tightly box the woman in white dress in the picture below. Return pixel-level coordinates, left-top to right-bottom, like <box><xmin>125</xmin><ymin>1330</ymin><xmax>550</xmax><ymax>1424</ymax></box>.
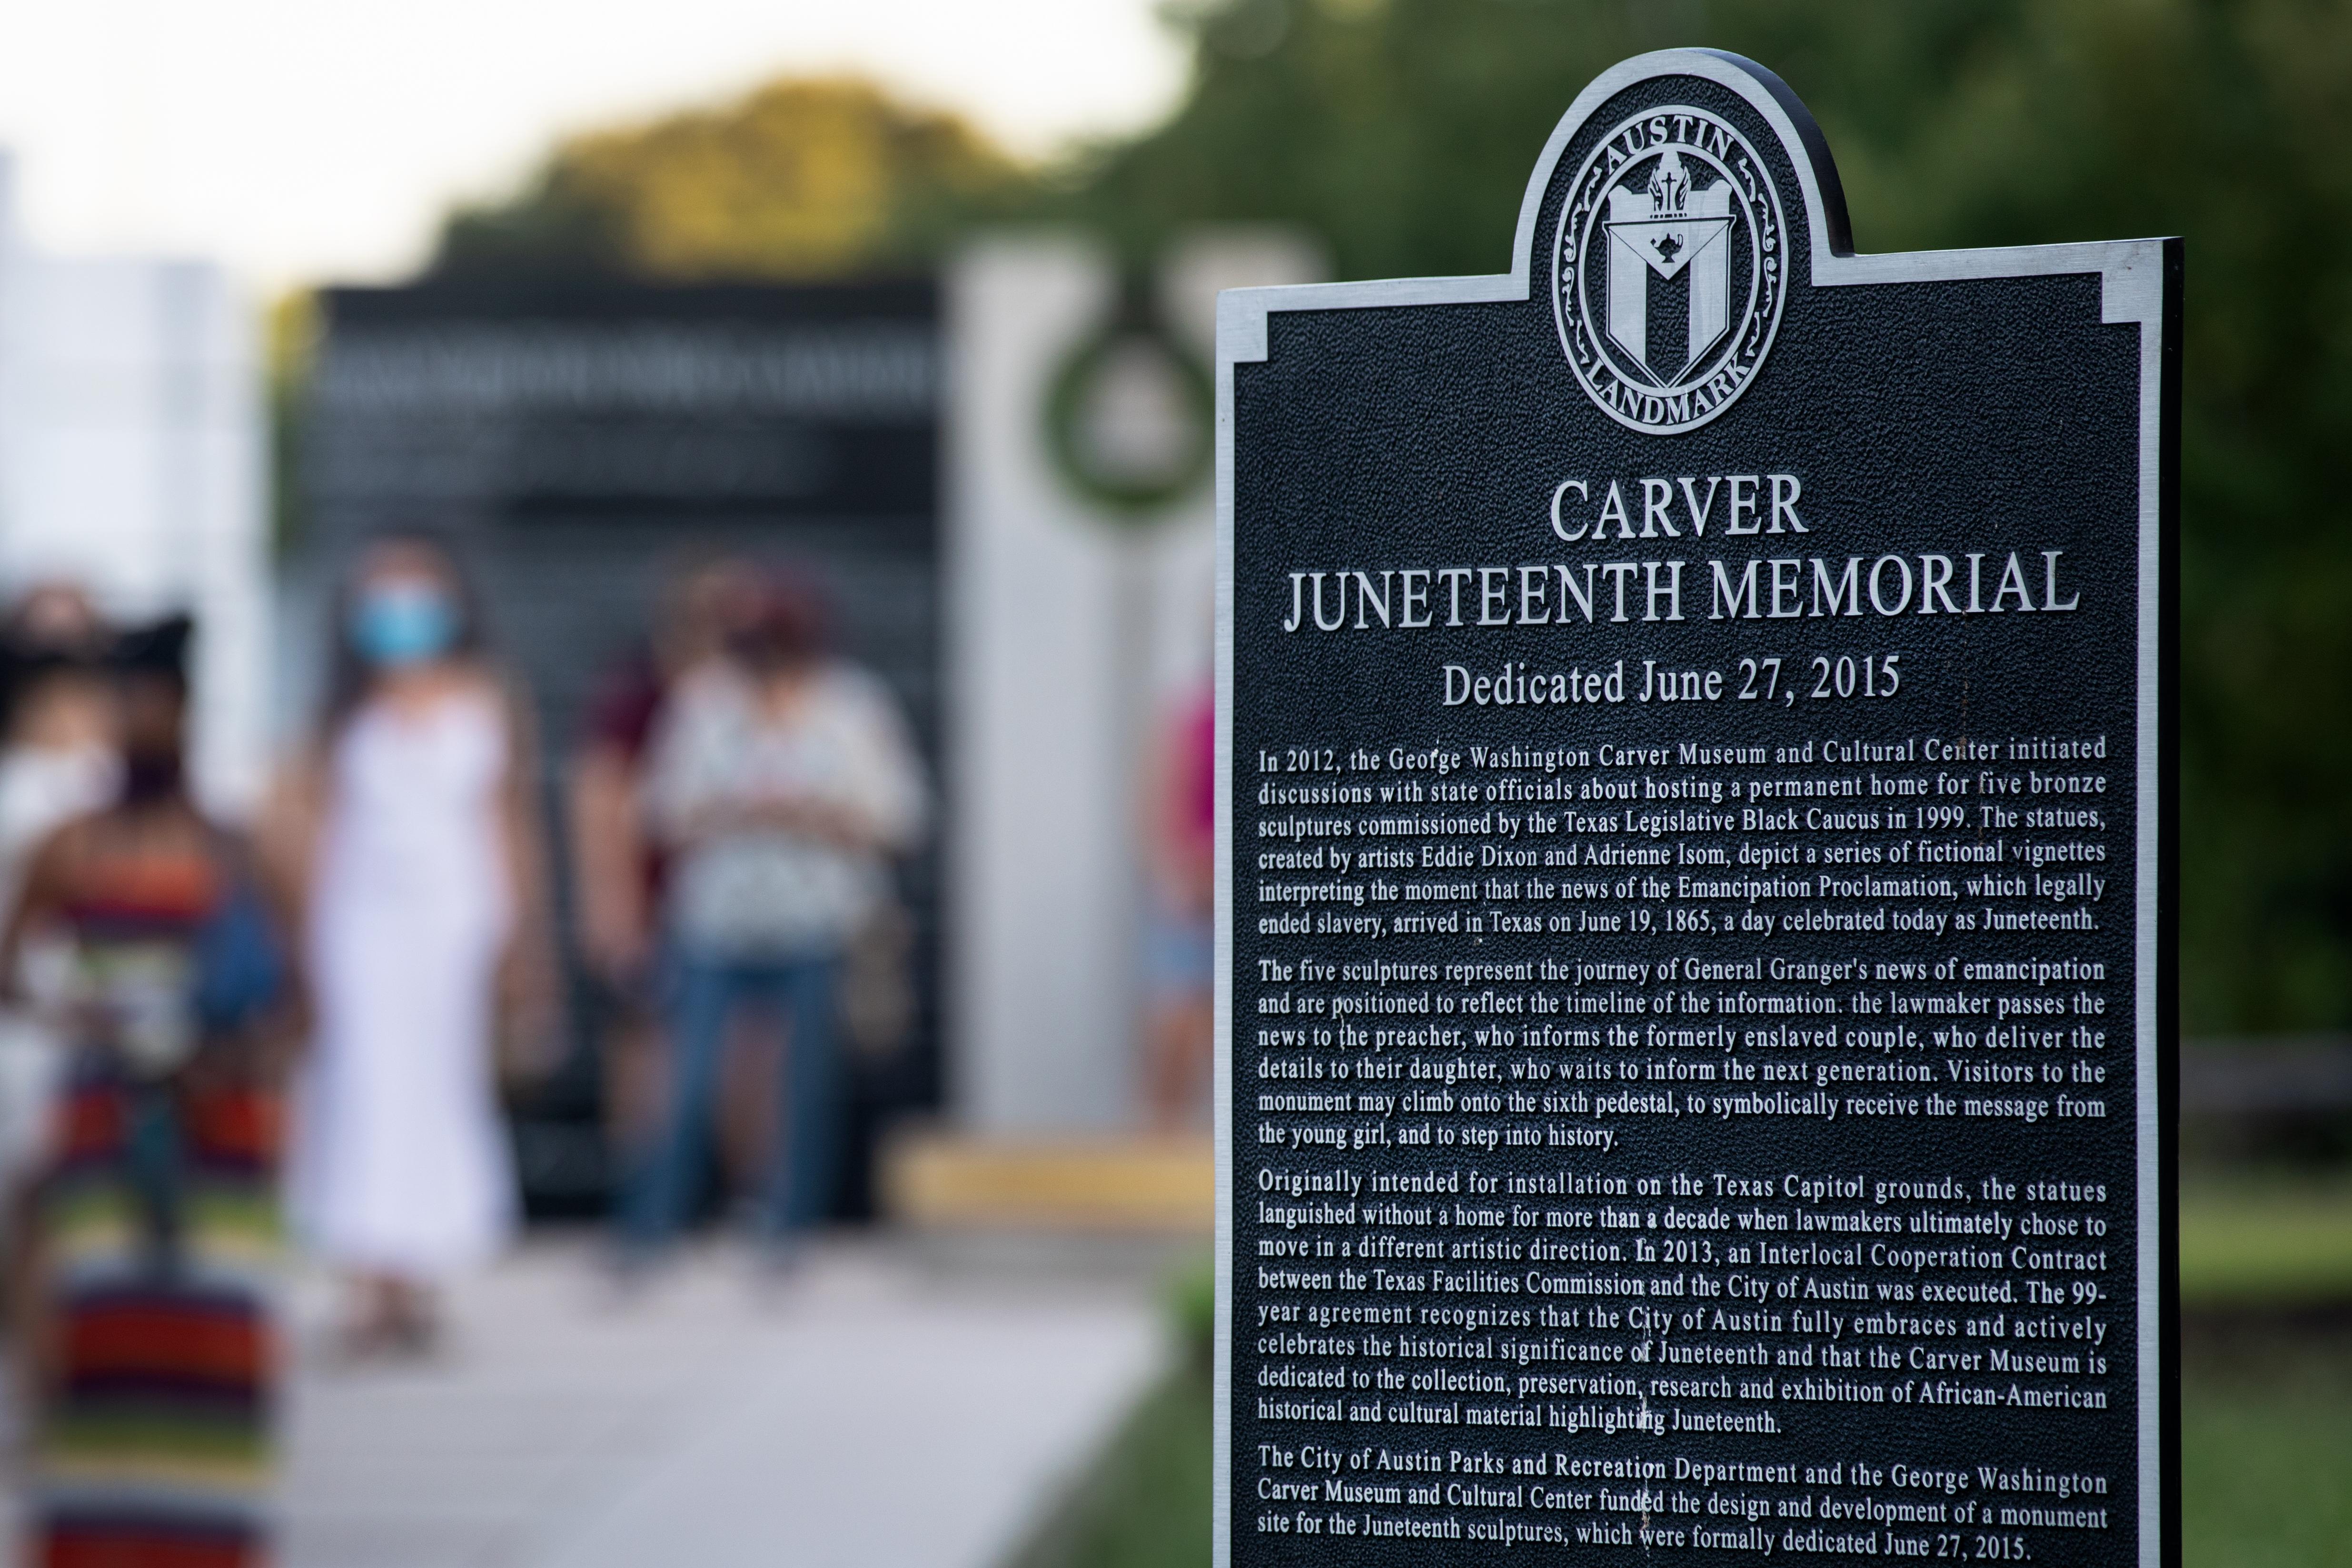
<box><xmin>267</xmin><ymin>536</ymin><xmax>554</xmax><ymax>1354</ymax></box>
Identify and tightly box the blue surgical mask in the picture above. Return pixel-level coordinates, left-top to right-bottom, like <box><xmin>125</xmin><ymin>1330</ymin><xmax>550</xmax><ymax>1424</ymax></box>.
<box><xmin>350</xmin><ymin>583</ymin><xmax>457</xmax><ymax>667</ymax></box>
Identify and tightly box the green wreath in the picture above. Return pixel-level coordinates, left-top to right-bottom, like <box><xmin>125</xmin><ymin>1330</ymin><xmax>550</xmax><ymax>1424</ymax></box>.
<box><xmin>1041</xmin><ymin>275</ymin><xmax>1215</xmax><ymax>523</ymax></box>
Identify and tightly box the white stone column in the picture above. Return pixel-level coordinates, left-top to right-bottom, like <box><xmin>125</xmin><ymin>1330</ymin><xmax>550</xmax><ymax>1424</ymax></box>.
<box><xmin>946</xmin><ymin>228</ymin><xmax>1321</xmax><ymax>1136</ymax></box>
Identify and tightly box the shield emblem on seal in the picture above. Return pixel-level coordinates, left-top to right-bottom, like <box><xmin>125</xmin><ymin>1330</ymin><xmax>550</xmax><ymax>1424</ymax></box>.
<box><xmin>1604</xmin><ymin>149</ymin><xmax>1736</xmax><ymax>385</ymax></box>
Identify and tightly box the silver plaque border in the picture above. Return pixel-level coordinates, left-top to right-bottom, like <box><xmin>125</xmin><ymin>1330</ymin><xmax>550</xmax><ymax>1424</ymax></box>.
<box><xmin>1212</xmin><ymin>46</ymin><xmax>2171</xmax><ymax>1568</ymax></box>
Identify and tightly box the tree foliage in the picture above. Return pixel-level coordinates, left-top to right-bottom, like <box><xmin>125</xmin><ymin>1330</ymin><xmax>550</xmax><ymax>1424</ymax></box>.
<box><xmin>1083</xmin><ymin>0</ymin><xmax>2352</xmax><ymax>1035</ymax></box>
<box><xmin>432</xmin><ymin>76</ymin><xmax>1030</xmax><ymax>280</ymax></box>
<box><xmin>426</xmin><ymin>0</ymin><xmax>2352</xmax><ymax>1032</ymax></box>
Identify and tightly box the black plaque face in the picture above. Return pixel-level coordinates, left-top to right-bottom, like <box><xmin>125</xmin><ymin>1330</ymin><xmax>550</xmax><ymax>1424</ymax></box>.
<box><xmin>1215</xmin><ymin>50</ymin><xmax>2175</xmax><ymax>1568</ymax></box>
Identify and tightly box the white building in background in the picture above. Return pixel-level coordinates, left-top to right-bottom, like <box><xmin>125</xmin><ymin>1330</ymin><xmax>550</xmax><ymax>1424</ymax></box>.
<box><xmin>0</xmin><ymin>154</ymin><xmax>270</xmax><ymax>815</ymax></box>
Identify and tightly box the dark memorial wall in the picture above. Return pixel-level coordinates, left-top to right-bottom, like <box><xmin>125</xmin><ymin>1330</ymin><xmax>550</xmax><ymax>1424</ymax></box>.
<box><xmin>304</xmin><ymin>280</ymin><xmax>942</xmax><ymax>1211</ymax></box>
<box><xmin>1216</xmin><ymin>51</ymin><xmax>2176</xmax><ymax>1567</ymax></box>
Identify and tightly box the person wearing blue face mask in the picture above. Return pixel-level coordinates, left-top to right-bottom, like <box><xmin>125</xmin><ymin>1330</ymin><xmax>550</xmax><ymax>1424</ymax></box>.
<box><xmin>262</xmin><ymin>534</ymin><xmax>557</xmax><ymax>1358</ymax></box>
<box><xmin>349</xmin><ymin>578</ymin><xmax>459</xmax><ymax>668</ymax></box>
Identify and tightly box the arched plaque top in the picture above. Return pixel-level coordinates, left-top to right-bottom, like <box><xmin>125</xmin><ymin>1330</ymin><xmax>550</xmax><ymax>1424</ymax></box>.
<box><xmin>1504</xmin><ymin>48</ymin><xmax>1855</xmax><ymax>296</ymax></box>
<box><xmin>1216</xmin><ymin>42</ymin><xmax>2162</xmax><ymax>369</ymax></box>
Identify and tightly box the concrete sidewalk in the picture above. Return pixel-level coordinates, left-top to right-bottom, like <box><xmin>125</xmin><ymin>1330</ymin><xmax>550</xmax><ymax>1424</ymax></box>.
<box><xmin>278</xmin><ymin>1235</ymin><xmax>1169</xmax><ymax>1568</ymax></box>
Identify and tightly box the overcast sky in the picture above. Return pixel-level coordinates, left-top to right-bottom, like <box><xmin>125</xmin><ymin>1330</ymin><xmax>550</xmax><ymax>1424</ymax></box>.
<box><xmin>0</xmin><ymin>0</ymin><xmax>1187</xmax><ymax>292</ymax></box>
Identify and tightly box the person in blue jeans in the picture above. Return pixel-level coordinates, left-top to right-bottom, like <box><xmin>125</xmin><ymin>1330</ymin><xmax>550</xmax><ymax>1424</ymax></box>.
<box><xmin>622</xmin><ymin>572</ymin><xmax>925</xmax><ymax>1260</ymax></box>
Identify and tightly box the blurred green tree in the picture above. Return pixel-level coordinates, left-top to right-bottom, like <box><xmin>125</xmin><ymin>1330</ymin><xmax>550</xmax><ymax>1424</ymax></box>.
<box><xmin>428</xmin><ymin>0</ymin><xmax>2352</xmax><ymax>1034</ymax></box>
<box><xmin>431</xmin><ymin>76</ymin><xmax>1031</xmax><ymax>280</ymax></box>
<box><xmin>1071</xmin><ymin>0</ymin><xmax>2352</xmax><ymax>1036</ymax></box>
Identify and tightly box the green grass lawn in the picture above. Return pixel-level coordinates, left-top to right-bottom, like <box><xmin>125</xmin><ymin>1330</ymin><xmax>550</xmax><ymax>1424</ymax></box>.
<box><xmin>2176</xmin><ymin>1170</ymin><xmax>2352</xmax><ymax>1568</ymax></box>
<box><xmin>1004</xmin><ymin>1358</ymin><xmax>1213</xmax><ymax>1568</ymax></box>
<box><xmin>2184</xmin><ymin>1333</ymin><xmax>2352</xmax><ymax>1568</ymax></box>
<box><xmin>2180</xmin><ymin>1171</ymin><xmax>2352</xmax><ymax>1308</ymax></box>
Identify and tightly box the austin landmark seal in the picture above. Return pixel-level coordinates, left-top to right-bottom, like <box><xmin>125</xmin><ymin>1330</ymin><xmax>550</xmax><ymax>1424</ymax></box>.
<box><xmin>1552</xmin><ymin>105</ymin><xmax>1787</xmax><ymax>434</ymax></box>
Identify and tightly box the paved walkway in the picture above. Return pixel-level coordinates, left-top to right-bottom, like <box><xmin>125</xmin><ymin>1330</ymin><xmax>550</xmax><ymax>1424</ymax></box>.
<box><xmin>275</xmin><ymin>1235</ymin><xmax>1168</xmax><ymax>1568</ymax></box>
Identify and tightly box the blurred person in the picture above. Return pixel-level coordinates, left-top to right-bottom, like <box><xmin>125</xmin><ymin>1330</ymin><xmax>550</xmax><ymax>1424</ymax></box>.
<box><xmin>1</xmin><ymin>614</ymin><xmax>296</xmax><ymax>1567</ymax></box>
<box><xmin>0</xmin><ymin>588</ymin><xmax>121</xmax><ymax>1193</ymax></box>
<box><xmin>624</xmin><ymin>570</ymin><xmax>923</xmax><ymax>1264</ymax></box>
<box><xmin>1141</xmin><ymin>679</ymin><xmax>1215</xmax><ymax>1130</ymax></box>
<box><xmin>269</xmin><ymin>535</ymin><xmax>555</xmax><ymax>1356</ymax></box>
<box><xmin>568</xmin><ymin>560</ymin><xmax>754</xmax><ymax>1162</ymax></box>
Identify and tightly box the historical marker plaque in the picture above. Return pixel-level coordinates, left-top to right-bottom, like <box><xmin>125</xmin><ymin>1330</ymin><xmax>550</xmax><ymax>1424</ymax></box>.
<box><xmin>1214</xmin><ymin>50</ymin><xmax>2176</xmax><ymax>1568</ymax></box>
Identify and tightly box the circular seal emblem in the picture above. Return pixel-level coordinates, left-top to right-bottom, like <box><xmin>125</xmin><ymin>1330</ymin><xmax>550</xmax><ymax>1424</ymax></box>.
<box><xmin>1552</xmin><ymin>105</ymin><xmax>1787</xmax><ymax>434</ymax></box>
